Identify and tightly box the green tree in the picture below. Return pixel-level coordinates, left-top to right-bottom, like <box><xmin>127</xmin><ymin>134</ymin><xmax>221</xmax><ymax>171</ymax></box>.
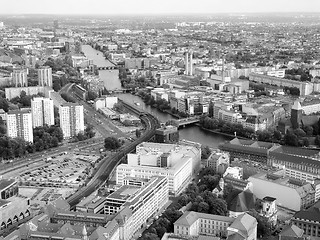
<box><xmin>135</xmin><ymin>129</ymin><xmax>141</xmax><ymax>138</ymax></box>
<box><xmin>293</xmin><ymin>128</ymin><xmax>306</xmax><ymax>138</ymax></box>
<box><xmin>284</xmin><ymin>133</ymin><xmax>299</xmax><ymax>146</ymax></box>
<box><xmin>87</xmin><ymin>91</ymin><xmax>98</xmax><ymax>101</ymax></box>
<box><xmin>315</xmin><ymin>135</ymin><xmax>320</xmax><ymax>147</ymax></box>
<box><xmin>303</xmin><ymin>126</ymin><xmax>314</xmax><ymax>136</ymax></box>
<box><xmin>104</xmin><ymin>137</ymin><xmax>121</xmax><ymax>150</ymax></box>
<box><xmin>247</xmin><ymin>209</ymin><xmax>272</xmax><ymax>238</ymax></box>
<box><xmin>273</xmin><ymin>130</ymin><xmax>282</xmax><ymax>140</ymax></box>
<box><xmin>201</xmin><ymin>145</ymin><xmax>212</xmax><ymax>160</ymax></box>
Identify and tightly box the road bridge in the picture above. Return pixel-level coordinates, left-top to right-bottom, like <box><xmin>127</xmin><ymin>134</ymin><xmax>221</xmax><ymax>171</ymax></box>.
<box><xmin>173</xmin><ymin>116</ymin><xmax>200</xmax><ymax>128</ymax></box>
<box><xmin>97</xmin><ymin>66</ymin><xmax>118</xmax><ymax>70</ymax></box>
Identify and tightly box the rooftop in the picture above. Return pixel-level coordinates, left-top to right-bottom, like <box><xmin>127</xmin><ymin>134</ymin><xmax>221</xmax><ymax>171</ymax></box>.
<box><xmin>174</xmin><ymin>211</ymin><xmax>233</xmax><ymax>227</ymax></box>
<box><xmin>0</xmin><ymin>179</ymin><xmax>16</xmax><ymax>192</ymax></box>
<box><xmin>249</xmin><ymin>172</ymin><xmax>314</xmax><ymax>197</ymax></box>
<box><xmin>106</xmin><ymin>185</ymin><xmax>140</xmax><ymax>202</ymax></box>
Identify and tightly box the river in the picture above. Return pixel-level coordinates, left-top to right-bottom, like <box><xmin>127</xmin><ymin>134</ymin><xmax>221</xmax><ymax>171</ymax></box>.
<box><xmin>82</xmin><ymin>45</ymin><xmax>122</xmax><ymax>90</ymax></box>
<box><xmin>116</xmin><ymin>94</ymin><xmax>231</xmax><ymax>148</ymax></box>
<box><xmin>81</xmin><ymin>44</ymin><xmax>231</xmax><ymax>148</ymax></box>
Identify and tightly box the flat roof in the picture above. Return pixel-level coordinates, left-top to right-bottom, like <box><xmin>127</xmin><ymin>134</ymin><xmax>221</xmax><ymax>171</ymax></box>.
<box><xmin>106</xmin><ymin>185</ymin><xmax>140</xmax><ymax>201</ymax></box>
<box><xmin>0</xmin><ymin>179</ymin><xmax>16</xmax><ymax>192</ymax></box>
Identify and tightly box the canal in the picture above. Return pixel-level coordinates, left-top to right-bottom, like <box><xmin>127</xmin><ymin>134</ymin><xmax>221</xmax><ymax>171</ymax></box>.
<box><xmin>82</xmin><ymin>44</ymin><xmax>231</xmax><ymax>148</ymax></box>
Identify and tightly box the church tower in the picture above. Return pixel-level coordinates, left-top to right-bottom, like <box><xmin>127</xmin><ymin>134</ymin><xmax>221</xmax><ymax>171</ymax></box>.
<box><xmin>291</xmin><ymin>100</ymin><xmax>303</xmax><ymax>129</ymax></box>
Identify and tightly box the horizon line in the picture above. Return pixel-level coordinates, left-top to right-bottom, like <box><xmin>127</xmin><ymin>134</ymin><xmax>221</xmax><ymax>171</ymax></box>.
<box><xmin>1</xmin><ymin>11</ymin><xmax>320</xmax><ymax>16</ymax></box>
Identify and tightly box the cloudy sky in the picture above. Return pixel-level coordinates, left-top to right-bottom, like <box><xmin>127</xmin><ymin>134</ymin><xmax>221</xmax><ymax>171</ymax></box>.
<box><xmin>1</xmin><ymin>0</ymin><xmax>320</xmax><ymax>14</ymax></box>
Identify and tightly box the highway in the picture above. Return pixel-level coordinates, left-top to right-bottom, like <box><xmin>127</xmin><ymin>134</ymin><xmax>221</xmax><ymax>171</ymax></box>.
<box><xmin>66</xmin><ymin>112</ymin><xmax>159</xmax><ymax>208</ymax></box>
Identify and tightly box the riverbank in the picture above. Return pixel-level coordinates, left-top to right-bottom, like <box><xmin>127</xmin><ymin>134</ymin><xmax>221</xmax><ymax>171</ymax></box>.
<box><xmin>196</xmin><ymin>124</ymin><xmax>248</xmax><ymax>140</ymax></box>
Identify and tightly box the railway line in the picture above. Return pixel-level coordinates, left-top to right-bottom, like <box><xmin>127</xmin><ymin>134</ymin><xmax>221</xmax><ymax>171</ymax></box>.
<box><xmin>66</xmin><ymin>112</ymin><xmax>159</xmax><ymax>208</ymax></box>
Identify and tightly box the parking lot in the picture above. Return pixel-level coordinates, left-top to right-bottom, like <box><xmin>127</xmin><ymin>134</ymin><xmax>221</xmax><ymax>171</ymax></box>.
<box><xmin>19</xmin><ymin>157</ymin><xmax>90</xmax><ymax>188</ymax></box>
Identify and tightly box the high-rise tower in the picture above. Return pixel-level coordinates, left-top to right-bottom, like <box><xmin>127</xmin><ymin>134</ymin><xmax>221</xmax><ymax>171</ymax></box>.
<box><xmin>291</xmin><ymin>100</ymin><xmax>303</xmax><ymax>129</ymax></box>
<box><xmin>31</xmin><ymin>97</ymin><xmax>54</xmax><ymax>128</ymax></box>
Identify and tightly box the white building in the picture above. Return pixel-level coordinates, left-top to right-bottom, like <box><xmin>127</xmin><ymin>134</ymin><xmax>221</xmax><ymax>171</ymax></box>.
<box><xmin>223</xmin><ymin>166</ymin><xmax>243</xmax><ymax>180</ymax></box>
<box><xmin>112</xmin><ymin>176</ymin><xmax>169</xmax><ymax>240</ymax></box>
<box><xmin>94</xmin><ymin>96</ymin><xmax>118</xmax><ymax>110</ymax></box>
<box><xmin>7</xmin><ymin>109</ymin><xmax>33</xmax><ymax>142</ymax></box>
<box><xmin>116</xmin><ymin>142</ymin><xmax>201</xmax><ymax>195</ymax></box>
<box><xmin>38</xmin><ymin>66</ymin><xmax>52</xmax><ymax>87</ymax></box>
<box><xmin>59</xmin><ymin>104</ymin><xmax>84</xmax><ymax>139</ymax></box>
<box><xmin>151</xmin><ymin>88</ymin><xmax>169</xmax><ymax>101</ymax></box>
<box><xmin>31</xmin><ymin>97</ymin><xmax>54</xmax><ymax>128</ymax></box>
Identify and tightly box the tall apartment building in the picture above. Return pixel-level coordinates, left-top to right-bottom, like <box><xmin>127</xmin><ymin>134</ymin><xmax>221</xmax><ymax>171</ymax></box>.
<box><xmin>7</xmin><ymin>109</ymin><xmax>33</xmax><ymax>142</ymax></box>
<box><xmin>38</xmin><ymin>66</ymin><xmax>52</xmax><ymax>87</ymax></box>
<box><xmin>31</xmin><ymin>97</ymin><xmax>54</xmax><ymax>128</ymax></box>
<box><xmin>12</xmin><ymin>68</ymin><xmax>28</xmax><ymax>87</ymax></box>
<box><xmin>59</xmin><ymin>104</ymin><xmax>84</xmax><ymax>139</ymax></box>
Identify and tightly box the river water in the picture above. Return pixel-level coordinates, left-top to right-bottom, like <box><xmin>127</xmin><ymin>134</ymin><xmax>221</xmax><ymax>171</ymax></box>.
<box><xmin>81</xmin><ymin>45</ymin><xmax>230</xmax><ymax>148</ymax></box>
<box><xmin>82</xmin><ymin>45</ymin><xmax>122</xmax><ymax>90</ymax></box>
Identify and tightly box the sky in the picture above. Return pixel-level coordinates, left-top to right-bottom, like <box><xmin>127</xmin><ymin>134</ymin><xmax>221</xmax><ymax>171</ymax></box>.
<box><xmin>1</xmin><ymin>0</ymin><xmax>320</xmax><ymax>15</ymax></box>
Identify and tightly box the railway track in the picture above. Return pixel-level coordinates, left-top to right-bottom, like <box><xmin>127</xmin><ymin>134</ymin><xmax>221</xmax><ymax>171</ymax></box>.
<box><xmin>66</xmin><ymin>113</ymin><xmax>159</xmax><ymax>208</ymax></box>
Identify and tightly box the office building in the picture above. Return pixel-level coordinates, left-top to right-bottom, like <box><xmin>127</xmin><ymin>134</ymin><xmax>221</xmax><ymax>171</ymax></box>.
<box><xmin>7</xmin><ymin>109</ymin><xmax>33</xmax><ymax>142</ymax></box>
<box><xmin>117</xmin><ymin>142</ymin><xmax>201</xmax><ymax>195</ymax></box>
<box><xmin>38</xmin><ymin>66</ymin><xmax>53</xmax><ymax>87</ymax></box>
<box><xmin>76</xmin><ymin>195</ymin><xmax>106</xmax><ymax>214</ymax></box>
<box><xmin>114</xmin><ymin>177</ymin><xmax>169</xmax><ymax>240</ymax></box>
<box><xmin>105</xmin><ymin>176</ymin><xmax>168</xmax><ymax>216</ymax></box>
<box><xmin>31</xmin><ymin>97</ymin><xmax>54</xmax><ymax>128</ymax></box>
<box><xmin>173</xmin><ymin>211</ymin><xmax>257</xmax><ymax>240</ymax></box>
<box><xmin>12</xmin><ymin>68</ymin><xmax>28</xmax><ymax>87</ymax></box>
<box><xmin>59</xmin><ymin>104</ymin><xmax>84</xmax><ymax>139</ymax></box>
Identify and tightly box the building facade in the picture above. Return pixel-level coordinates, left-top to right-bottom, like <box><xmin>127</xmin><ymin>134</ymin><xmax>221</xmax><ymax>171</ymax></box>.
<box><xmin>174</xmin><ymin>211</ymin><xmax>257</xmax><ymax>240</ymax></box>
<box><xmin>38</xmin><ymin>66</ymin><xmax>52</xmax><ymax>87</ymax></box>
<box><xmin>114</xmin><ymin>177</ymin><xmax>169</xmax><ymax>240</ymax></box>
<box><xmin>116</xmin><ymin>142</ymin><xmax>200</xmax><ymax>195</ymax></box>
<box><xmin>59</xmin><ymin>104</ymin><xmax>84</xmax><ymax>139</ymax></box>
<box><xmin>7</xmin><ymin>109</ymin><xmax>33</xmax><ymax>142</ymax></box>
<box><xmin>12</xmin><ymin>68</ymin><xmax>28</xmax><ymax>87</ymax></box>
<box><xmin>31</xmin><ymin>97</ymin><xmax>54</xmax><ymax>128</ymax></box>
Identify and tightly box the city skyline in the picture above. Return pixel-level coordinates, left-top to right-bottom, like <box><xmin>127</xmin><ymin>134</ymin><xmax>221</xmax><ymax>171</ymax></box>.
<box><xmin>1</xmin><ymin>0</ymin><xmax>320</xmax><ymax>15</ymax></box>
